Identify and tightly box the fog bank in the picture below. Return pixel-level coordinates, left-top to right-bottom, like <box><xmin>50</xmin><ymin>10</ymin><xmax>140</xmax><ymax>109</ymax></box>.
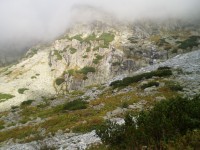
<box><xmin>0</xmin><ymin>0</ymin><xmax>199</xmax><ymax>59</ymax></box>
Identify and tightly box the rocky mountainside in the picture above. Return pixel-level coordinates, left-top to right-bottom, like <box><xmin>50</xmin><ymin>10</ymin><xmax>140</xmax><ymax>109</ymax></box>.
<box><xmin>0</xmin><ymin>49</ymin><xmax>200</xmax><ymax>150</ymax></box>
<box><xmin>0</xmin><ymin>17</ymin><xmax>199</xmax><ymax>111</ymax></box>
<box><xmin>0</xmin><ymin>11</ymin><xmax>200</xmax><ymax>149</ymax></box>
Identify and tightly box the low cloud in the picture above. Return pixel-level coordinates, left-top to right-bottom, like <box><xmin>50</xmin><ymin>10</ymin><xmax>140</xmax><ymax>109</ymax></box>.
<box><xmin>0</xmin><ymin>0</ymin><xmax>199</xmax><ymax>56</ymax></box>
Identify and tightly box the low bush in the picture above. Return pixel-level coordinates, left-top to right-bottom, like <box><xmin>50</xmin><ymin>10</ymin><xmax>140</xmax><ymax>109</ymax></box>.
<box><xmin>157</xmin><ymin>38</ymin><xmax>169</xmax><ymax>46</ymax></box>
<box><xmin>63</xmin><ymin>99</ymin><xmax>88</xmax><ymax>111</ymax></box>
<box><xmin>70</xmin><ymin>48</ymin><xmax>77</xmax><ymax>54</ymax></box>
<box><xmin>121</xmin><ymin>102</ymin><xmax>129</xmax><ymax>108</ymax></box>
<box><xmin>11</xmin><ymin>106</ymin><xmax>19</xmax><ymax>110</ymax></box>
<box><xmin>31</xmin><ymin>76</ymin><xmax>37</xmax><ymax>79</ymax></box>
<box><xmin>86</xmin><ymin>47</ymin><xmax>91</xmax><ymax>52</ymax></box>
<box><xmin>82</xmin><ymin>55</ymin><xmax>88</xmax><ymax>58</ymax></box>
<box><xmin>157</xmin><ymin>66</ymin><xmax>171</xmax><ymax>70</ymax></box>
<box><xmin>85</xmin><ymin>33</ymin><xmax>96</xmax><ymax>43</ymax></box>
<box><xmin>93</xmin><ymin>55</ymin><xmax>103</xmax><ymax>64</ymax></box>
<box><xmin>112</xmin><ymin>62</ymin><xmax>121</xmax><ymax>66</ymax></box>
<box><xmin>141</xmin><ymin>81</ymin><xmax>159</xmax><ymax>90</ymax></box>
<box><xmin>18</xmin><ymin>88</ymin><xmax>29</xmax><ymax>94</ymax></box>
<box><xmin>40</xmin><ymin>144</ymin><xmax>56</xmax><ymax>150</ymax></box>
<box><xmin>54</xmin><ymin>50</ymin><xmax>62</xmax><ymax>60</ymax></box>
<box><xmin>67</xmin><ymin>67</ymin><xmax>95</xmax><ymax>80</ymax></box>
<box><xmin>98</xmin><ymin>33</ymin><xmax>115</xmax><ymax>47</ymax></box>
<box><xmin>26</xmin><ymin>48</ymin><xmax>38</xmax><ymax>58</ymax></box>
<box><xmin>71</xmin><ymin>34</ymin><xmax>83</xmax><ymax>42</ymax></box>
<box><xmin>178</xmin><ymin>36</ymin><xmax>200</xmax><ymax>49</ymax></box>
<box><xmin>172</xmin><ymin>49</ymin><xmax>178</xmax><ymax>54</ymax></box>
<box><xmin>78</xmin><ymin>67</ymin><xmax>96</xmax><ymax>75</ymax></box>
<box><xmin>0</xmin><ymin>125</ymin><xmax>5</xmax><ymax>130</ymax></box>
<box><xmin>0</xmin><ymin>120</ymin><xmax>5</xmax><ymax>130</ymax></box>
<box><xmin>96</xmin><ymin>55</ymin><xmax>103</xmax><ymax>60</ymax></box>
<box><xmin>110</xmin><ymin>68</ymin><xmax>172</xmax><ymax>88</ymax></box>
<box><xmin>55</xmin><ymin>78</ymin><xmax>65</xmax><ymax>86</ymax></box>
<box><xmin>97</xmin><ymin>95</ymin><xmax>200</xmax><ymax>149</ymax></box>
<box><xmin>167</xmin><ymin>130</ymin><xmax>200</xmax><ymax>149</ymax></box>
<box><xmin>92</xmin><ymin>59</ymin><xmax>99</xmax><ymax>64</ymax></box>
<box><xmin>20</xmin><ymin>100</ymin><xmax>34</xmax><ymax>107</ymax></box>
<box><xmin>69</xmin><ymin>90</ymin><xmax>84</xmax><ymax>96</ymax></box>
<box><xmin>93</xmin><ymin>46</ymin><xmax>100</xmax><ymax>51</ymax></box>
<box><xmin>67</xmin><ymin>69</ymin><xmax>75</xmax><ymax>77</ymax></box>
<box><xmin>166</xmin><ymin>81</ymin><xmax>183</xmax><ymax>91</ymax></box>
<box><xmin>128</xmin><ymin>37</ymin><xmax>138</xmax><ymax>43</ymax></box>
<box><xmin>5</xmin><ymin>71</ymin><xmax>12</xmax><ymax>75</ymax></box>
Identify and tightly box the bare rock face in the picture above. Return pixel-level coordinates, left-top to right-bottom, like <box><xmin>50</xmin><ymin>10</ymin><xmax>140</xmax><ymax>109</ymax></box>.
<box><xmin>49</xmin><ymin>20</ymin><xmax>190</xmax><ymax>91</ymax></box>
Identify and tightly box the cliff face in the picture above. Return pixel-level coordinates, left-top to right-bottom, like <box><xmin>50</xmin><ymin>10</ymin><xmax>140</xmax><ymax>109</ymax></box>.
<box><xmin>0</xmin><ymin>18</ymin><xmax>200</xmax><ymax>110</ymax></box>
<box><xmin>49</xmin><ymin>19</ymin><xmax>200</xmax><ymax>92</ymax></box>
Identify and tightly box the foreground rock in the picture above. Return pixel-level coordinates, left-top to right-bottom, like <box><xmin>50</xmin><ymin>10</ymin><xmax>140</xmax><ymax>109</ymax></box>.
<box><xmin>1</xmin><ymin>130</ymin><xmax>101</xmax><ymax>150</ymax></box>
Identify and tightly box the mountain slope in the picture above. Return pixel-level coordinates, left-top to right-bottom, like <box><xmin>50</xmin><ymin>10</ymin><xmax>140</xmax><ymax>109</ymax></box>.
<box><xmin>0</xmin><ymin>48</ymin><xmax>56</xmax><ymax>111</ymax></box>
<box><xmin>0</xmin><ymin>17</ymin><xmax>200</xmax><ymax>112</ymax></box>
<box><xmin>0</xmin><ymin>49</ymin><xmax>199</xmax><ymax>150</ymax></box>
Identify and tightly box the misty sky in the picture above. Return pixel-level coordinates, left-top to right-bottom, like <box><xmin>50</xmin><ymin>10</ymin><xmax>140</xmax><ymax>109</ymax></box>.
<box><xmin>0</xmin><ymin>0</ymin><xmax>200</xmax><ymax>54</ymax></box>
